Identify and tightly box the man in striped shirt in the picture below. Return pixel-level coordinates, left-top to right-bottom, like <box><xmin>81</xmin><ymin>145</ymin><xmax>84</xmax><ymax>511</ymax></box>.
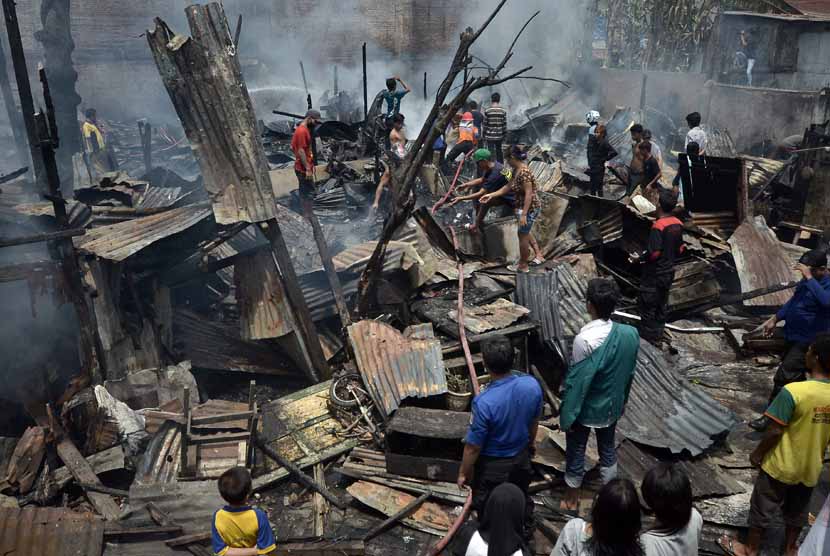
<box><xmin>484</xmin><ymin>92</ymin><xmax>508</xmax><ymax>163</ymax></box>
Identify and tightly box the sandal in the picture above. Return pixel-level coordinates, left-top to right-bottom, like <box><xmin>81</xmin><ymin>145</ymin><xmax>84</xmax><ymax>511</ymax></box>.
<box><xmin>507</xmin><ymin>264</ymin><xmax>531</xmax><ymax>273</ymax></box>
<box><xmin>531</xmin><ymin>257</ymin><xmax>545</xmax><ymax>266</ymax></box>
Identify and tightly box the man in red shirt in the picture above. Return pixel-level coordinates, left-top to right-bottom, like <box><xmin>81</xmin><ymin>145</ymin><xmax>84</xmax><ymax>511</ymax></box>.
<box><xmin>291</xmin><ymin>109</ymin><xmax>321</xmax><ymax>212</ymax></box>
<box><xmin>637</xmin><ymin>189</ymin><xmax>685</xmax><ymax>345</ymax></box>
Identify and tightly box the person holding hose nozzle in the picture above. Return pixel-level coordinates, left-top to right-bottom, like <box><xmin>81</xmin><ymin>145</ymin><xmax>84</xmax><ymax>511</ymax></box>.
<box><xmin>291</xmin><ymin>109</ymin><xmax>321</xmax><ymax>216</ymax></box>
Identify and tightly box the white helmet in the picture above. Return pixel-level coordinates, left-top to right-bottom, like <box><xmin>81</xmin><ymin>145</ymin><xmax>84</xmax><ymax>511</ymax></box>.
<box><xmin>586</xmin><ymin>110</ymin><xmax>601</xmax><ymax>125</ymax></box>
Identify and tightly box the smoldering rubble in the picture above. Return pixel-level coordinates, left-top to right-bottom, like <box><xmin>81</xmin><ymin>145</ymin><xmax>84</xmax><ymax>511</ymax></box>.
<box><xmin>0</xmin><ymin>0</ymin><xmax>829</xmax><ymax>555</ymax></box>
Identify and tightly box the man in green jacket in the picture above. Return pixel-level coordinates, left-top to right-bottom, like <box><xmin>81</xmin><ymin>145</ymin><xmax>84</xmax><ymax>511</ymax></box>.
<box><xmin>560</xmin><ymin>278</ymin><xmax>640</xmax><ymax>511</ymax></box>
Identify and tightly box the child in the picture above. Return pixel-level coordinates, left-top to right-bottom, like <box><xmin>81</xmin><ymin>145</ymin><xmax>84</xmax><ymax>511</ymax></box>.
<box><xmin>640</xmin><ymin>463</ymin><xmax>702</xmax><ymax>556</ymax></box>
<box><xmin>212</xmin><ymin>467</ymin><xmax>276</xmax><ymax>556</ymax></box>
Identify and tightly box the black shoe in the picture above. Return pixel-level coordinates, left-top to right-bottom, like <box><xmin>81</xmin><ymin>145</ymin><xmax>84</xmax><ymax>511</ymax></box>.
<box><xmin>749</xmin><ymin>415</ymin><xmax>770</xmax><ymax>431</ymax></box>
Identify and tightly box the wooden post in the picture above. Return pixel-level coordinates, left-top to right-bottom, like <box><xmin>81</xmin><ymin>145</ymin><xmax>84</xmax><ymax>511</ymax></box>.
<box><xmin>333</xmin><ymin>65</ymin><xmax>338</xmax><ymax>96</ymax></box>
<box><xmin>423</xmin><ymin>71</ymin><xmax>428</xmax><ymax>100</ymax></box>
<box><xmin>35</xmin><ymin>68</ymin><xmax>104</xmax><ymax>383</ymax></box>
<box><xmin>180</xmin><ymin>385</ymin><xmax>190</xmax><ymax>477</ymax></box>
<box><xmin>233</xmin><ymin>14</ymin><xmax>242</xmax><ymax>49</ymax></box>
<box><xmin>138</xmin><ymin>120</ymin><xmax>152</xmax><ymax>175</ymax></box>
<box><xmin>0</xmin><ymin>39</ymin><xmax>27</xmax><ymax>166</ymax></box>
<box><xmin>305</xmin><ymin>205</ymin><xmax>351</xmax><ymax>329</ymax></box>
<box><xmin>259</xmin><ymin>221</ymin><xmax>330</xmax><ymax>381</ymax></box>
<box><xmin>300</xmin><ymin>60</ymin><xmax>309</xmax><ymax>97</ymax></box>
<box><xmin>2</xmin><ymin>0</ymin><xmax>46</xmax><ymax>187</ymax></box>
<box><xmin>362</xmin><ymin>43</ymin><xmax>368</xmax><ymax>121</ymax></box>
<box><xmin>246</xmin><ymin>380</ymin><xmax>256</xmax><ymax>466</ymax></box>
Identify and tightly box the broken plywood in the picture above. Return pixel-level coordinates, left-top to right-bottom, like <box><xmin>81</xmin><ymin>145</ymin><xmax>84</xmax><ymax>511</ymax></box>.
<box><xmin>253</xmin><ymin>381</ymin><xmax>360</xmax><ymax>491</ymax></box>
<box><xmin>346</xmin><ymin>481</ymin><xmax>452</xmax><ymax>537</ymax></box>
<box><xmin>728</xmin><ymin>217</ymin><xmax>793</xmax><ymax>307</ymax></box>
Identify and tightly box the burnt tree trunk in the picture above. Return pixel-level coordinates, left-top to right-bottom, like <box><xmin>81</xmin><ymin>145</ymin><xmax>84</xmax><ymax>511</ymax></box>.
<box><xmin>35</xmin><ymin>0</ymin><xmax>81</xmax><ymax>196</ymax></box>
<box><xmin>147</xmin><ymin>3</ymin><xmax>329</xmax><ymax>382</ymax></box>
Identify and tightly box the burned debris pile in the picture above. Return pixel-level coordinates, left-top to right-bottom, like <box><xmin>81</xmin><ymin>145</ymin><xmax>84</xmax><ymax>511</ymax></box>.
<box><xmin>2</xmin><ymin>1</ymin><xmax>830</xmax><ymax>555</ymax></box>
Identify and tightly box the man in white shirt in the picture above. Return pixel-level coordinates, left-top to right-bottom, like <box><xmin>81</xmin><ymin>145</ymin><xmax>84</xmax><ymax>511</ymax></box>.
<box><xmin>685</xmin><ymin>112</ymin><xmax>707</xmax><ymax>155</ymax></box>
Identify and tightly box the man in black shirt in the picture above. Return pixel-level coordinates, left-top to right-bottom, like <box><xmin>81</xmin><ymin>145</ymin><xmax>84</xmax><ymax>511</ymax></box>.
<box><xmin>586</xmin><ymin>123</ymin><xmax>618</xmax><ymax>197</ymax></box>
<box><xmin>640</xmin><ymin>141</ymin><xmax>662</xmax><ymax>190</ymax></box>
<box><xmin>637</xmin><ymin>189</ymin><xmax>685</xmax><ymax>345</ymax></box>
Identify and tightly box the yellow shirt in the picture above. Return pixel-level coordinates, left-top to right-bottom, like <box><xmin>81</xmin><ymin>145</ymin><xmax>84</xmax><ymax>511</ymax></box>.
<box><xmin>763</xmin><ymin>379</ymin><xmax>830</xmax><ymax>487</ymax></box>
<box><xmin>82</xmin><ymin>121</ymin><xmax>105</xmax><ymax>152</ymax></box>
<box><xmin>211</xmin><ymin>505</ymin><xmax>276</xmax><ymax>555</ymax></box>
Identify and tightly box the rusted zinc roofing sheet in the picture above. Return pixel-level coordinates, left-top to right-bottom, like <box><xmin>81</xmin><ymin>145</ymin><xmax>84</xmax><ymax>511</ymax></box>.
<box><xmin>743</xmin><ymin>155</ymin><xmax>787</xmax><ymax>191</ymax></box>
<box><xmin>0</xmin><ymin>507</ymin><xmax>104</xmax><ymax>556</ymax></box>
<box><xmin>234</xmin><ymin>249</ymin><xmax>296</xmax><ymax>340</ymax></box>
<box><xmin>122</xmin><ymin>480</ymin><xmax>221</xmax><ymax>534</ymax></box>
<box><xmin>619</xmin><ymin>340</ymin><xmax>738</xmax><ymax>455</ymax></box>
<box><xmin>449</xmin><ymin>298</ymin><xmax>530</xmax><ymax>334</ymax></box>
<box><xmin>348</xmin><ymin>321</ymin><xmax>448</xmax><ymax>417</ymax></box>
<box><xmin>135</xmin><ymin>186</ymin><xmax>190</xmax><ymax>209</ymax></box>
<box><xmin>728</xmin><ymin>217</ymin><xmax>793</xmax><ymax>307</ymax></box>
<box><xmin>173</xmin><ymin>309</ymin><xmax>297</xmax><ymax>375</ymax></box>
<box><xmin>723</xmin><ymin>8</ymin><xmax>830</xmax><ymax>21</ymax></box>
<box><xmin>74</xmin><ymin>205</ymin><xmax>212</xmax><ymax>261</ymax></box>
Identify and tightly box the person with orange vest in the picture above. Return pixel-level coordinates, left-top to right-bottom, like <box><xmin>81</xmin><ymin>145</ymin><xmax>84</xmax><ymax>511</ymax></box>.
<box><xmin>442</xmin><ymin>111</ymin><xmax>478</xmax><ymax>175</ymax></box>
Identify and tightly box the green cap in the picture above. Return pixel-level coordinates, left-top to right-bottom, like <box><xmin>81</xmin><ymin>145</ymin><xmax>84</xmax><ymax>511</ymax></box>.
<box><xmin>473</xmin><ymin>148</ymin><xmax>492</xmax><ymax>162</ymax></box>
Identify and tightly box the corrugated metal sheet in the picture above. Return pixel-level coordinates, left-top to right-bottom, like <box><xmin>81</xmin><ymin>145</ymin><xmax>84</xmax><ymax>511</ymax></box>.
<box><xmin>619</xmin><ymin>340</ymin><xmax>739</xmax><ymax>455</ymax></box>
<box><xmin>234</xmin><ymin>249</ymin><xmax>296</xmax><ymax>340</ymax></box>
<box><xmin>743</xmin><ymin>155</ymin><xmax>787</xmax><ymax>191</ymax></box>
<box><xmin>515</xmin><ymin>264</ymin><xmax>589</xmax><ymax>360</ymax></box>
<box><xmin>728</xmin><ymin>217</ymin><xmax>794</xmax><ymax>306</ymax></box>
<box><xmin>333</xmin><ymin>240</ymin><xmax>422</xmax><ymax>275</ymax></box>
<box><xmin>448</xmin><ymin>298</ymin><xmax>530</xmax><ymax>334</ymax></box>
<box><xmin>0</xmin><ymin>507</ymin><xmax>104</xmax><ymax>556</ymax></box>
<box><xmin>135</xmin><ymin>186</ymin><xmax>189</xmax><ymax>209</ymax></box>
<box><xmin>173</xmin><ymin>309</ymin><xmax>298</xmax><ymax>375</ymax></box>
<box><xmin>348</xmin><ymin>321</ymin><xmax>448</xmax><ymax>416</ymax></box>
<box><xmin>122</xmin><ymin>480</ymin><xmax>221</xmax><ymax>534</ymax></box>
<box><xmin>723</xmin><ymin>9</ymin><xmax>830</xmax><ymax>21</ymax></box>
<box><xmin>529</xmin><ymin>160</ymin><xmax>563</xmax><ymax>193</ymax></box>
<box><xmin>74</xmin><ymin>205</ymin><xmax>212</xmax><ymax>261</ymax></box>
<box><xmin>516</xmin><ymin>263</ymin><xmax>737</xmax><ymax>455</ymax></box>
<box><xmin>617</xmin><ymin>440</ymin><xmax>744</xmax><ymax>499</ymax></box>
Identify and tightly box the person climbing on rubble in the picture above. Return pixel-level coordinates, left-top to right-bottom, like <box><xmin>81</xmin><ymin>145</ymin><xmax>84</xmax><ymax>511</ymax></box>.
<box><xmin>634</xmin><ymin>189</ymin><xmax>684</xmax><ymax>346</ymax></box>
<box><xmin>628</xmin><ymin>123</ymin><xmax>645</xmax><ymax>195</ymax></box>
<box><xmin>381</xmin><ymin>75</ymin><xmax>411</xmax><ymax>119</ymax></box>
<box><xmin>586</xmin><ymin>123</ymin><xmax>618</xmax><ymax>197</ymax></box>
<box><xmin>443</xmin><ymin>112</ymin><xmax>479</xmax><ymax>176</ymax></box>
<box><xmin>82</xmin><ymin>108</ymin><xmax>117</xmax><ymax>178</ymax></box>
<box><xmin>212</xmin><ymin>466</ymin><xmax>277</xmax><ymax>556</ymax></box>
<box><xmin>448</xmin><ymin>149</ymin><xmax>544</xmax><ymax>265</ymax></box>
<box><xmin>750</xmin><ymin>248</ymin><xmax>830</xmax><ymax>431</ymax></box>
<box><xmin>372</xmin><ymin>113</ymin><xmax>408</xmax><ymax>212</ymax></box>
<box><xmin>291</xmin><ymin>109</ymin><xmax>321</xmax><ymax>215</ymax></box>
<box><xmin>457</xmin><ymin>335</ymin><xmax>542</xmax><ymax>539</ymax></box>
<box><xmin>586</xmin><ymin>110</ymin><xmax>601</xmax><ymax>137</ymax></box>
<box><xmin>480</xmin><ymin>146</ymin><xmax>541</xmax><ymax>273</ymax></box>
<box><xmin>719</xmin><ymin>333</ymin><xmax>830</xmax><ymax>556</ymax></box>
<box><xmin>559</xmin><ymin>278</ymin><xmax>640</xmax><ymax>513</ymax></box>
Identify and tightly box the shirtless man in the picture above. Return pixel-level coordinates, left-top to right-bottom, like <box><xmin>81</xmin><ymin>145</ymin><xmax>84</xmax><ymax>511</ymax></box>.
<box><xmin>628</xmin><ymin>124</ymin><xmax>645</xmax><ymax>195</ymax></box>
<box><xmin>372</xmin><ymin>113</ymin><xmax>407</xmax><ymax>211</ymax></box>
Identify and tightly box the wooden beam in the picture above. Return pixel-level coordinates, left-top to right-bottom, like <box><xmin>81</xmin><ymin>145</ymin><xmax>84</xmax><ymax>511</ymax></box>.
<box><xmin>305</xmin><ymin>206</ymin><xmax>351</xmax><ymax>329</ymax></box>
<box><xmin>190</xmin><ymin>410</ymin><xmax>255</xmax><ymax>426</ymax></box>
<box><xmin>76</xmin><ymin>482</ymin><xmax>129</xmax><ymax>497</ymax></box>
<box><xmin>53</xmin><ymin>436</ymin><xmax>121</xmax><ymax>520</ymax></box>
<box><xmin>104</xmin><ymin>525</ymin><xmax>183</xmax><ymax>539</ymax></box>
<box><xmin>188</xmin><ymin>431</ymin><xmax>250</xmax><ymax>446</ymax></box>
<box><xmin>363</xmin><ymin>490</ymin><xmax>430</xmax><ymax>541</ymax></box>
<box><xmin>280</xmin><ymin>540</ymin><xmax>365</xmax><ymax>555</ymax></box>
<box><xmin>0</xmin><ymin>227</ymin><xmax>85</xmax><ymax>248</ymax></box>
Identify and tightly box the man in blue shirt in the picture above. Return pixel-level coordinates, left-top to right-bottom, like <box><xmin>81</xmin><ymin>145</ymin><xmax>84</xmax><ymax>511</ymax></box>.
<box><xmin>751</xmin><ymin>249</ymin><xmax>830</xmax><ymax>431</ymax></box>
<box><xmin>381</xmin><ymin>75</ymin><xmax>411</xmax><ymax>118</ymax></box>
<box><xmin>458</xmin><ymin>335</ymin><xmax>543</xmax><ymax>532</ymax></box>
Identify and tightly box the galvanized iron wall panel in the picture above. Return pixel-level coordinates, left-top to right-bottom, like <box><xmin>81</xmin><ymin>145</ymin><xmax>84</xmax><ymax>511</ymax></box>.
<box><xmin>0</xmin><ymin>507</ymin><xmax>104</xmax><ymax>556</ymax></box>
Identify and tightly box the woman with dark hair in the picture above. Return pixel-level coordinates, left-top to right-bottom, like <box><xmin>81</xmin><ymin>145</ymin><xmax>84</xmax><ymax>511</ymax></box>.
<box><xmin>551</xmin><ymin>478</ymin><xmax>644</xmax><ymax>556</ymax></box>
<box><xmin>640</xmin><ymin>463</ymin><xmax>702</xmax><ymax>555</ymax></box>
<box><xmin>480</xmin><ymin>146</ymin><xmax>542</xmax><ymax>273</ymax></box>
<box><xmin>453</xmin><ymin>483</ymin><xmax>530</xmax><ymax>556</ymax></box>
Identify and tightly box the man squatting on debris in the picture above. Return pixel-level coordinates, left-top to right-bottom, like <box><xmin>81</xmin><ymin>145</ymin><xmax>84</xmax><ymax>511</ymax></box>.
<box><xmin>458</xmin><ymin>335</ymin><xmax>543</xmax><ymax>538</ymax></box>
<box><xmin>212</xmin><ymin>467</ymin><xmax>277</xmax><ymax>556</ymax></box>
<box><xmin>290</xmin><ymin>109</ymin><xmax>322</xmax><ymax>214</ymax></box>
<box><xmin>750</xmin><ymin>248</ymin><xmax>830</xmax><ymax>431</ymax></box>
<box><xmin>720</xmin><ymin>333</ymin><xmax>830</xmax><ymax>556</ymax></box>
